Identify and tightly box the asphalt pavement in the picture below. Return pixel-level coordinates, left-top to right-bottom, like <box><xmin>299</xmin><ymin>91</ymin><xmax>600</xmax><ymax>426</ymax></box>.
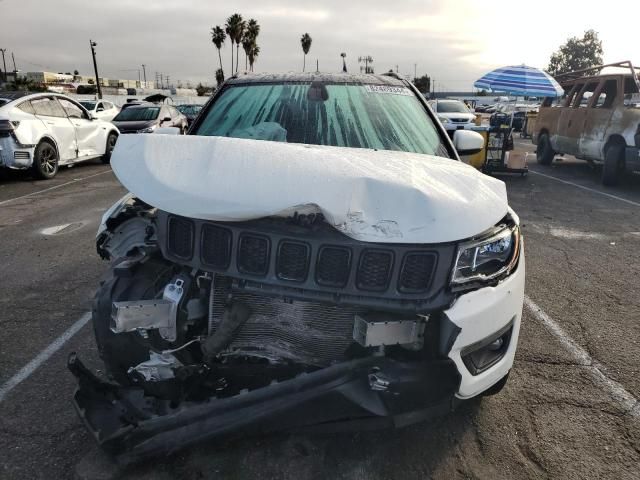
<box><xmin>0</xmin><ymin>146</ymin><xmax>639</xmax><ymax>480</ymax></box>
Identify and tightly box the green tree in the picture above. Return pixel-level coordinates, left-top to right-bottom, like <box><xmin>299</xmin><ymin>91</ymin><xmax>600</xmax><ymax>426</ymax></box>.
<box><xmin>225</xmin><ymin>13</ymin><xmax>245</xmax><ymax>75</ymax></box>
<box><xmin>300</xmin><ymin>33</ymin><xmax>312</xmax><ymax>72</ymax></box>
<box><xmin>413</xmin><ymin>74</ymin><xmax>431</xmax><ymax>93</ymax></box>
<box><xmin>547</xmin><ymin>29</ymin><xmax>604</xmax><ymax>76</ymax></box>
<box><xmin>73</xmin><ymin>69</ymin><xmax>79</xmax><ymax>75</ymax></box>
<box><xmin>211</xmin><ymin>25</ymin><xmax>226</xmax><ymax>80</ymax></box>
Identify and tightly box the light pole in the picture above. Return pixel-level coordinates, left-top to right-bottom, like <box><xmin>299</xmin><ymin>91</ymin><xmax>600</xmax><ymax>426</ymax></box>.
<box><xmin>340</xmin><ymin>53</ymin><xmax>347</xmax><ymax>73</ymax></box>
<box><xmin>0</xmin><ymin>49</ymin><xmax>7</xmax><ymax>82</ymax></box>
<box><xmin>141</xmin><ymin>64</ymin><xmax>147</xmax><ymax>86</ymax></box>
<box><xmin>358</xmin><ymin>55</ymin><xmax>373</xmax><ymax>74</ymax></box>
<box><xmin>89</xmin><ymin>40</ymin><xmax>102</xmax><ymax>99</ymax></box>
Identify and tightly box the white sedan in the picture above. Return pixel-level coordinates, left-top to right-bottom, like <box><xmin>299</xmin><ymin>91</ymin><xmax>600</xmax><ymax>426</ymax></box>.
<box><xmin>0</xmin><ymin>92</ymin><xmax>119</xmax><ymax>179</ymax></box>
<box><xmin>79</xmin><ymin>99</ymin><xmax>120</xmax><ymax>122</ymax></box>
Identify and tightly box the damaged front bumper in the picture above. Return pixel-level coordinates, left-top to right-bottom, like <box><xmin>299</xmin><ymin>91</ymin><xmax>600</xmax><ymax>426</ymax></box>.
<box><xmin>68</xmin><ymin>353</ymin><xmax>460</xmax><ymax>465</ymax></box>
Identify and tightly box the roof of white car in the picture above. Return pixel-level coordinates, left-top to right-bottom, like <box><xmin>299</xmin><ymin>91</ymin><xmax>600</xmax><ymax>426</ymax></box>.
<box><xmin>0</xmin><ymin>91</ymin><xmax>76</xmax><ymax>106</ymax></box>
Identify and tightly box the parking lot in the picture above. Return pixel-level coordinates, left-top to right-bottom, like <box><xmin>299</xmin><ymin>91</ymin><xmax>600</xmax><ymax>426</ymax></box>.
<box><xmin>0</xmin><ymin>141</ymin><xmax>639</xmax><ymax>480</ymax></box>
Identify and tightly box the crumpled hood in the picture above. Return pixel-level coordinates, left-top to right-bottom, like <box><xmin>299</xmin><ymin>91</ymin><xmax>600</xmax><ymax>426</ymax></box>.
<box><xmin>110</xmin><ymin>135</ymin><xmax>508</xmax><ymax>243</ymax></box>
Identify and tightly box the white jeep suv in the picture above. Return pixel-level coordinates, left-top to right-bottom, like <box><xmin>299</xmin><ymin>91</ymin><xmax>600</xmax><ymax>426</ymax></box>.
<box><xmin>0</xmin><ymin>92</ymin><xmax>119</xmax><ymax>179</ymax></box>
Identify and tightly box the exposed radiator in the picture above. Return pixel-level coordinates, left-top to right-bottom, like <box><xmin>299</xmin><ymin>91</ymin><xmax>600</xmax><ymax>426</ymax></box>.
<box><xmin>210</xmin><ymin>275</ymin><xmax>364</xmax><ymax>366</ymax></box>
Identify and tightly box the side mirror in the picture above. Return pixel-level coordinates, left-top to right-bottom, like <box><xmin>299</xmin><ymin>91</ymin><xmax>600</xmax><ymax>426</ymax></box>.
<box><xmin>162</xmin><ymin>116</ymin><xmax>172</xmax><ymax>123</ymax></box>
<box><xmin>453</xmin><ymin>130</ymin><xmax>484</xmax><ymax>156</ymax></box>
<box><xmin>89</xmin><ymin>112</ymin><xmax>98</xmax><ymax>120</ymax></box>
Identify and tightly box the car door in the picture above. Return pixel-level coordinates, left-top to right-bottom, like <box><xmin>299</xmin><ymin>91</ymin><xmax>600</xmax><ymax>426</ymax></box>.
<box><xmin>580</xmin><ymin>78</ymin><xmax>619</xmax><ymax>160</ymax></box>
<box><xmin>557</xmin><ymin>81</ymin><xmax>598</xmax><ymax>156</ymax></box>
<box><xmin>31</xmin><ymin>97</ymin><xmax>77</xmax><ymax>161</ymax></box>
<box><xmin>58</xmin><ymin>97</ymin><xmax>101</xmax><ymax>158</ymax></box>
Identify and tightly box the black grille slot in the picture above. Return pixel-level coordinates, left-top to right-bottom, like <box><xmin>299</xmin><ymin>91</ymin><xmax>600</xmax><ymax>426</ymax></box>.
<box><xmin>316</xmin><ymin>246</ymin><xmax>351</xmax><ymax>287</ymax></box>
<box><xmin>201</xmin><ymin>224</ymin><xmax>232</xmax><ymax>269</ymax></box>
<box><xmin>398</xmin><ymin>252</ymin><xmax>436</xmax><ymax>293</ymax></box>
<box><xmin>237</xmin><ymin>234</ymin><xmax>270</xmax><ymax>275</ymax></box>
<box><xmin>167</xmin><ymin>216</ymin><xmax>194</xmax><ymax>260</ymax></box>
<box><xmin>276</xmin><ymin>241</ymin><xmax>310</xmax><ymax>282</ymax></box>
<box><xmin>356</xmin><ymin>249</ymin><xmax>393</xmax><ymax>291</ymax></box>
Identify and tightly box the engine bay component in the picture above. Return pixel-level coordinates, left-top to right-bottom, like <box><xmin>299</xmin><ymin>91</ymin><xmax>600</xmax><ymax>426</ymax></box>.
<box><xmin>201</xmin><ymin>301</ymin><xmax>252</xmax><ymax>362</ymax></box>
<box><xmin>353</xmin><ymin>313</ymin><xmax>426</xmax><ymax>348</ymax></box>
<box><xmin>110</xmin><ymin>277</ymin><xmax>185</xmax><ymax>341</ymax></box>
<box><xmin>128</xmin><ymin>352</ymin><xmax>183</xmax><ymax>382</ymax></box>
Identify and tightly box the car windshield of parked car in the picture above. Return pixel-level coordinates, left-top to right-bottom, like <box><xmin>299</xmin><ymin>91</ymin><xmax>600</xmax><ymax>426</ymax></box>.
<box><xmin>113</xmin><ymin>107</ymin><xmax>160</xmax><ymax>121</ymax></box>
<box><xmin>79</xmin><ymin>101</ymin><xmax>96</xmax><ymax>111</ymax></box>
<box><xmin>177</xmin><ymin>105</ymin><xmax>202</xmax><ymax>116</ymax></box>
<box><xmin>195</xmin><ymin>82</ymin><xmax>448</xmax><ymax>157</ymax></box>
<box><xmin>436</xmin><ymin>101</ymin><xmax>469</xmax><ymax>113</ymax></box>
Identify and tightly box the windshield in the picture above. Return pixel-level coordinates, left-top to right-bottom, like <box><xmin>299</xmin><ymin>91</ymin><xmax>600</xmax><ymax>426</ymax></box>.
<box><xmin>79</xmin><ymin>101</ymin><xmax>96</xmax><ymax>110</ymax></box>
<box><xmin>195</xmin><ymin>82</ymin><xmax>447</xmax><ymax>157</ymax></box>
<box><xmin>113</xmin><ymin>107</ymin><xmax>160</xmax><ymax>122</ymax></box>
<box><xmin>436</xmin><ymin>101</ymin><xmax>469</xmax><ymax>113</ymax></box>
<box><xmin>177</xmin><ymin>105</ymin><xmax>202</xmax><ymax>116</ymax></box>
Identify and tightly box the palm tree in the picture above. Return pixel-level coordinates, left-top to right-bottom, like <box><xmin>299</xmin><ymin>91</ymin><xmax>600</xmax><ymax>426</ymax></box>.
<box><xmin>248</xmin><ymin>44</ymin><xmax>260</xmax><ymax>72</ymax></box>
<box><xmin>300</xmin><ymin>33</ymin><xmax>312</xmax><ymax>72</ymax></box>
<box><xmin>244</xmin><ymin>19</ymin><xmax>260</xmax><ymax>70</ymax></box>
<box><xmin>242</xmin><ymin>33</ymin><xmax>253</xmax><ymax>71</ymax></box>
<box><xmin>234</xmin><ymin>19</ymin><xmax>246</xmax><ymax>73</ymax></box>
<box><xmin>211</xmin><ymin>25</ymin><xmax>226</xmax><ymax>80</ymax></box>
<box><xmin>225</xmin><ymin>14</ymin><xmax>244</xmax><ymax>75</ymax></box>
<box><xmin>215</xmin><ymin>68</ymin><xmax>225</xmax><ymax>87</ymax></box>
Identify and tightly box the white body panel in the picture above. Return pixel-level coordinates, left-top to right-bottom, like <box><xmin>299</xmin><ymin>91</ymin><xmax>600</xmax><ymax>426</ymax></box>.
<box><xmin>446</xmin><ymin>250</ymin><xmax>525</xmax><ymax>398</ymax></box>
<box><xmin>35</xmin><ymin>113</ymin><xmax>77</xmax><ymax>161</ymax></box>
<box><xmin>69</xmin><ymin>116</ymin><xmax>101</xmax><ymax>158</ymax></box>
<box><xmin>110</xmin><ymin>134</ymin><xmax>508</xmax><ymax>244</ymax></box>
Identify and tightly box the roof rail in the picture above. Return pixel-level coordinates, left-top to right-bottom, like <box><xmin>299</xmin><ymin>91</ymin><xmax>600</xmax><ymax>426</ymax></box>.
<box><xmin>555</xmin><ymin>60</ymin><xmax>640</xmax><ymax>91</ymax></box>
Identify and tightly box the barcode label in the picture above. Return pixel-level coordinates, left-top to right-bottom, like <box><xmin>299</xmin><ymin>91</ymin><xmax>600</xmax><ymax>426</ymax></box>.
<box><xmin>365</xmin><ymin>85</ymin><xmax>413</xmax><ymax>96</ymax></box>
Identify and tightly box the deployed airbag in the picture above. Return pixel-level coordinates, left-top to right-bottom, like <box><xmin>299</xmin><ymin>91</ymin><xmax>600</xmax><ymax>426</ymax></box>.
<box><xmin>110</xmin><ymin>135</ymin><xmax>508</xmax><ymax>243</ymax></box>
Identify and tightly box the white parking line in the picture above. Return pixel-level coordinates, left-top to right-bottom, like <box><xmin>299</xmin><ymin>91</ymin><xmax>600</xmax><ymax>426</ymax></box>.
<box><xmin>0</xmin><ymin>312</ymin><xmax>91</xmax><ymax>403</ymax></box>
<box><xmin>0</xmin><ymin>170</ymin><xmax>112</xmax><ymax>207</ymax></box>
<box><xmin>524</xmin><ymin>295</ymin><xmax>639</xmax><ymax>418</ymax></box>
<box><xmin>528</xmin><ymin>170</ymin><xmax>640</xmax><ymax>208</ymax></box>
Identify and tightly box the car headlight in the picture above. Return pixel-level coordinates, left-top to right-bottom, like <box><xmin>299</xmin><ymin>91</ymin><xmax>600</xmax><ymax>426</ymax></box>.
<box><xmin>438</xmin><ymin>116</ymin><xmax>450</xmax><ymax>124</ymax></box>
<box><xmin>138</xmin><ymin>126</ymin><xmax>156</xmax><ymax>133</ymax></box>
<box><xmin>451</xmin><ymin>225</ymin><xmax>521</xmax><ymax>287</ymax></box>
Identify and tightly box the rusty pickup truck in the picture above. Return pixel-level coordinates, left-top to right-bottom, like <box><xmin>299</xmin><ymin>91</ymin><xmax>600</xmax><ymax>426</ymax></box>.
<box><xmin>533</xmin><ymin>61</ymin><xmax>640</xmax><ymax>185</ymax></box>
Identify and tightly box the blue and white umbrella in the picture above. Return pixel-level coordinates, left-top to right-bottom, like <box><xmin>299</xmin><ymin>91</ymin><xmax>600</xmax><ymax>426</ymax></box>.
<box><xmin>474</xmin><ymin>64</ymin><xmax>563</xmax><ymax>98</ymax></box>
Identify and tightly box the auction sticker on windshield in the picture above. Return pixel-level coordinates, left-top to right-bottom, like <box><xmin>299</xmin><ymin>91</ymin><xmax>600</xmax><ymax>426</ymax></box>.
<box><xmin>365</xmin><ymin>85</ymin><xmax>413</xmax><ymax>96</ymax></box>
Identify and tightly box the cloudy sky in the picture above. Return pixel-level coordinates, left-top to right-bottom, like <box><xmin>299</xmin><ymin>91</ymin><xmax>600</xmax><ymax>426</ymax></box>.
<box><xmin>1</xmin><ymin>0</ymin><xmax>637</xmax><ymax>89</ymax></box>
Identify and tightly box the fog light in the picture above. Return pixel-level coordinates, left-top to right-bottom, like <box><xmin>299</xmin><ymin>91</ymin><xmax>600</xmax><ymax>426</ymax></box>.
<box><xmin>488</xmin><ymin>338</ymin><xmax>504</xmax><ymax>351</ymax></box>
<box><xmin>461</xmin><ymin>319</ymin><xmax>514</xmax><ymax>375</ymax></box>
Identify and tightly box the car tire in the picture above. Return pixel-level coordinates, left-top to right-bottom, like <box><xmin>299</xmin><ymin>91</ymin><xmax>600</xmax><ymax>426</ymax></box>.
<box><xmin>102</xmin><ymin>132</ymin><xmax>119</xmax><ymax>164</ymax></box>
<box><xmin>481</xmin><ymin>371</ymin><xmax>510</xmax><ymax>397</ymax></box>
<box><xmin>602</xmin><ymin>144</ymin><xmax>625</xmax><ymax>186</ymax></box>
<box><xmin>536</xmin><ymin>133</ymin><xmax>555</xmax><ymax>165</ymax></box>
<box><xmin>31</xmin><ymin>140</ymin><xmax>59</xmax><ymax>179</ymax></box>
<box><xmin>92</xmin><ymin>258</ymin><xmax>175</xmax><ymax>385</ymax></box>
